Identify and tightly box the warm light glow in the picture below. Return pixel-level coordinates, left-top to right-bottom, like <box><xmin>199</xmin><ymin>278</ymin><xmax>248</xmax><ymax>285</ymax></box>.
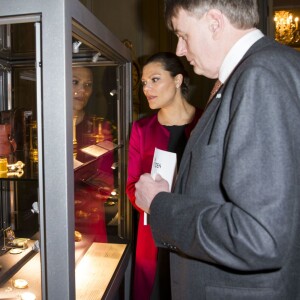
<box><xmin>21</xmin><ymin>292</ymin><xmax>36</xmax><ymax>300</ymax></box>
<box><xmin>274</xmin><ymin>10</ymin><xmax>300</xmax><ymax>46</ymax></box>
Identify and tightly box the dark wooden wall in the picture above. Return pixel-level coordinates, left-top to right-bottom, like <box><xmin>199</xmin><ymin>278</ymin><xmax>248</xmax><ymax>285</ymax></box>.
<box><xmin>80</xmin><ymin>0</ymin><xmax>298</xmax><ymax>114</ymax></box>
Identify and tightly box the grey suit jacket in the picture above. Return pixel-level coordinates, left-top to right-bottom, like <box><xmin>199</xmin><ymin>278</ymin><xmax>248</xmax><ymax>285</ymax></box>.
<box><xmin>150</xmin><ymin>37</ymin><xmax>300</xmax><ymax>299</ymax></box>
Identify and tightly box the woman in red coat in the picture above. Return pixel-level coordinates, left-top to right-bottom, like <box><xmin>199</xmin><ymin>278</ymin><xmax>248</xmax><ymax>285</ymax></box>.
<box><xmin>73</xmin><ymin>66</ymin><xmax>113</xmax><ymax>243</ymax></box>
<box><xmin>126</xmin><ymin>52</ymin><xmax>202</xmax><ymax>299</ymax></box>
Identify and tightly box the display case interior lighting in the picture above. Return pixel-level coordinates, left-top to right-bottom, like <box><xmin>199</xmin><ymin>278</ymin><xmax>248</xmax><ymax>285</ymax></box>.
<box><xmin>72</xmin><ymin>41</ymin><xmax>82</xmax><ymax>53</ymax></box>
<box><xmin>20</xmin><ymin>292</ymin><xmax>37</xmax><ymax>300</ymax></box>
<box><xmin>111</xmin><ymin>162</ymin><xmax>118</xmax><ymax>169</ymax></box>
<box><xmin>31</xmin><ymin>202</ymin><xmax>39</xmax><ymax>214</ymax></box>
<box><xmin>109</xmin><ymin>89</ymin><xmax>117</xmax><ymax>96</ymax></box>
<box><xmin>111</xmin><ymin>189</ymin><xmax>117</xmax><ymax>196</ymax></box>
<box><xmin>274</xmin><ymin>10</ymin><xmax>300</xmax><ymax>46</ymax></box>
<box><xmin>92</xmin><ymin>52</ymin><xmax>101</xmax><ymax>62</ymax></box>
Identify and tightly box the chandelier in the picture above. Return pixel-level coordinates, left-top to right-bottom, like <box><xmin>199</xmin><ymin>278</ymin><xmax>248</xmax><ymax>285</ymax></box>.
<box><xmin>274</xmin><ymin>10</ymin><xmax>300</xmax><ymax>47</ymax></box>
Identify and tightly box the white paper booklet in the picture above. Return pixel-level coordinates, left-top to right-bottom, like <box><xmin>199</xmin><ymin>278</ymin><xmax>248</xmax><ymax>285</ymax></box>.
<box><xmin>144</xmin><ymin>147</ymin><xmax>177</xmax><ymax>225</ymax></box>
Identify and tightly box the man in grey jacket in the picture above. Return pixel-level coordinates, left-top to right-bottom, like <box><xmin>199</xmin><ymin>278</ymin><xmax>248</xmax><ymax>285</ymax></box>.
<box><xmin>135</xmin><ymin>0</ymin><xmax>300</xmax><ymax>299</ymax></box>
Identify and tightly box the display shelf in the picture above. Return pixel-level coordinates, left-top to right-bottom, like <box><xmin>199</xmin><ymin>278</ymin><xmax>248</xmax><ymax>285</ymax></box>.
<box><xmin>0</xmin><ymin>252</ymin><xmax>41</xmax><ymax>300</ymax></box>
<box><xmin>0</xmin><ymin>240</ymin><xmax>37</xmax><ymax>286</ymax></box>
<box><xmin>0</xmin><ymin>242</ymin><xmax>131</xmax><ymax>300</ymax></box>
<box><xmin>75</xmin><ymin>243</ymin><xmax>127</xmax><ymax>299</ymax></box>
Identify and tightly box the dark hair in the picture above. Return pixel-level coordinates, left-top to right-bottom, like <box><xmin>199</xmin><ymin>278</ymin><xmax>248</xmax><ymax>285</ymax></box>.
<box><xmin>144</xmin><ymin>52</ymin><xmax>190</xmax><ymax>99</ymax></box>
<box><xmin>164</xmin><ymin>0</ymin><xmax>259</xmax><ymax>30</ymax></box>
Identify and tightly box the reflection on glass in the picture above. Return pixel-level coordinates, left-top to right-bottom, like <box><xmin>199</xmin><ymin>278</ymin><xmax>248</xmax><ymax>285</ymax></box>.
<box><xmin>0</xmin><ymin>19</ymin><xmax>41</xmax><ymax>299</ymax></box>
<box><xmin>72</xmin><ymin>65</ymin><xmax>119</xmax><ymax>244</ymax></box>
<box><xmin>73</xmin><ymin>115</ymin><xmax>78</xmax><ymax>157</ymax></box>
<box><xmin>0</xmin><ymin>156</ymin><xmax>8</xmax><ymax>173</ymax></box>
<box><xmin>72</xmin><ymin>67</ymin><xmax>115</xmax><ymax>158</ymax></box>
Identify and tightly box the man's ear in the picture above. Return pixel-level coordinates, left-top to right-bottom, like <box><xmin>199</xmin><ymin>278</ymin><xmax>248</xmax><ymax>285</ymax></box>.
<box><xmin>207</xmin><ymin>9</ymin><xmax>224</xmax><ymax>38</ymax></box>
<box><xmin>210</xmin><ymin>21</ymin><xmax>219</xmax><ymax>32</ymax></box>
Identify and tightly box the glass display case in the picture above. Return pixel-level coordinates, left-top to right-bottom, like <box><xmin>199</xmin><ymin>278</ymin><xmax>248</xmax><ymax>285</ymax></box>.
<box><xmin>0</xmin><ymin>1</ymin><xmax>133</xmax><ymax>299</ymax></box>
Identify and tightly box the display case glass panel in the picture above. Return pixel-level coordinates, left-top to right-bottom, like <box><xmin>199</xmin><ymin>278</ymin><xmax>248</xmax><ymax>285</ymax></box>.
<box><xmin>0</xmin><ymin>17</ymin><xmax>42</xmax><ymax>299</ymax></box>
<box><xmin>0</xmin><ymin>3</ymin><xmax>132</xmax><ymax>298</ymax></box>
<box><xmin>71</xmin><ymin>22</ymin><xmax>132</xmax><ymax>297</ymax></box>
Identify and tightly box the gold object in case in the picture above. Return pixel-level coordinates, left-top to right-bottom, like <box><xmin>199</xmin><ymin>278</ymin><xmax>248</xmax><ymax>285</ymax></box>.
<box><xmin>29</xmin><ymin>121</ymin><xmax>38</xmax><ymax>161</ymax></box>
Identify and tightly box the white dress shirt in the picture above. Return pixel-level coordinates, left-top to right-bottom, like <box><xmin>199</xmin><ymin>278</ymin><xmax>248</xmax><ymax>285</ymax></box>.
<box><xmin>219</xmin><ymin>29</ymin><xmax>264</xmax><ymax>83</ymax></box>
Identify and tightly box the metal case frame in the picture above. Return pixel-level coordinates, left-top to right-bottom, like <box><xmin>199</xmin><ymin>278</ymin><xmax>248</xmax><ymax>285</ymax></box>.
<box><xmin>0</xmin><ymin>1</ymin><xmax>132</xmax><ymax>298</ymax></box>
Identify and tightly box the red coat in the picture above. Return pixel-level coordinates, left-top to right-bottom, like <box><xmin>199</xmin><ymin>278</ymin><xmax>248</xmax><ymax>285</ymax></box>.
<box><xmin>126</xmin><ymin>108</ymin><xmax>202</xmax><ymax>299</ymax></box>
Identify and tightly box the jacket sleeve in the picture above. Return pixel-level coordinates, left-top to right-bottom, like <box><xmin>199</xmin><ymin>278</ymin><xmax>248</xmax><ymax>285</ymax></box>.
<box><xmin>126</xmin><ymin>121</ymin><xmax>144</xmax><ymax>213</ymax></box>
<box><xmin>149</xmin><ymin>64</ymin><xmax>300</xmax><ymax>271</ymax></box>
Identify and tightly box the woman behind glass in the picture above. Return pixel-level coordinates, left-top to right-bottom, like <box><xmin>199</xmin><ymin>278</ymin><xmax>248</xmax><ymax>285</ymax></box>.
<box><xmin>72</xmin><ymin>66</ymin><xmax>113</xmax><ymax>243</ymax></box>
<box><xmin>126</xmin><ymin>52</ymin><xmax>202</xmax><ymax>299</ymax></box>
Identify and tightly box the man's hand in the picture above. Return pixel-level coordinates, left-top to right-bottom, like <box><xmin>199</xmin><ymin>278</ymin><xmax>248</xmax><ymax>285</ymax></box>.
<box><xmin>135</xmin><ymin>173</ymin><xmax>169</xmax><ymax>214</ymax></box>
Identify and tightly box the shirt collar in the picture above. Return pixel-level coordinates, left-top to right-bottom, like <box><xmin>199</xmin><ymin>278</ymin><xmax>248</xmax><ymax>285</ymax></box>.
<box><xmin>219</xmin><ymin>29</ymin><xmax>264</xmax><ymax>83</ymax></box>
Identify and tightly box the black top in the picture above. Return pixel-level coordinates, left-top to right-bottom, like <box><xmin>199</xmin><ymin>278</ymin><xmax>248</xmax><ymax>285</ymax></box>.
<box><xmin>164</xmin><ymin>124</ymin><xmax>187</xmax><ymax>167</ymax></box>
